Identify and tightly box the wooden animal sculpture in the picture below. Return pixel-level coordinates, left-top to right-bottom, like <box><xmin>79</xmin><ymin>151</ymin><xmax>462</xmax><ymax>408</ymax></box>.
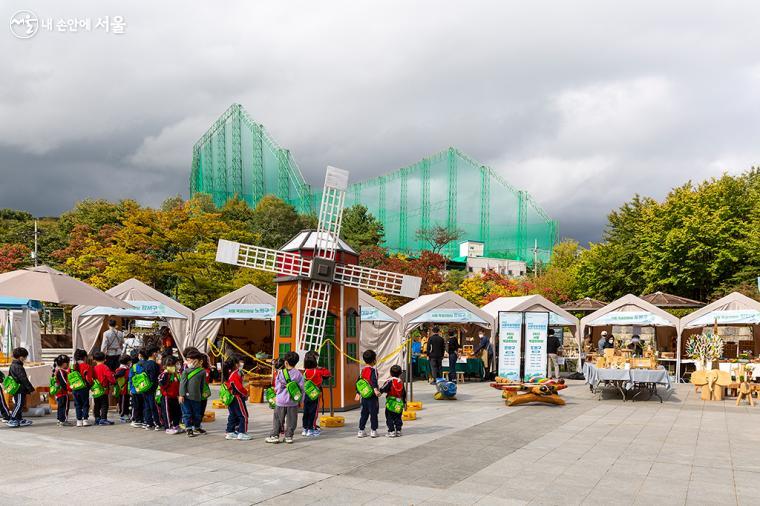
<box><xmin>736</xmin><ymin>382</ymin><xmax>755</xmax><ymax>407</ymax></box>
<box><xmin>690</xmin><ymin>370</ymin><xmax>731</xmax><ymax>401</ymax></box>
<box><xmin>501</xmin><ymin>383</ymin><xmax>566</xmax><ymax>406</ymax></box>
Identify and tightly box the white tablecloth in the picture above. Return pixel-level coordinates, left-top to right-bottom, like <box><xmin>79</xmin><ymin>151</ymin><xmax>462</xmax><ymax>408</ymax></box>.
<box><xmin>584</xmin><ymin>363</ymin><xmax>671</xmax><ymax>390</ymax></box>
<box><xmin>718</xmin><ymin>362</ymin><xmax>760</xmax><ymax>379</ymax></box>
<box><xmin>0</xmin><ymin>364</ymin><xmax>51</xmax><ymax>388</ymax></box>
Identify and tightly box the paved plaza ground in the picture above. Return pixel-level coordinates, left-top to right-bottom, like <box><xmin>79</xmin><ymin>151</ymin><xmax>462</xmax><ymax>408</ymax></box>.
<box><xmin>0</xmin><ymin>379</ymin><xmax>758</xmax><ymax>505</ymax></box>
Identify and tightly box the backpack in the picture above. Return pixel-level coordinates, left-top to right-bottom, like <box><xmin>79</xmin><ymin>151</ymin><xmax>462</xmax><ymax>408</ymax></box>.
<box><xmin>282</xmin><ymin>369</ymin><xmax>303</xmax><ymax>403</ymax></box>
<box><xmin>49</xmin><ymin>375</ymin><xmax>61</xmax><ymax>397</ymax></box>
<box><xmin>356</xmin><ymin>378</ymin><xmax>374</xmax><ymax>399</ymax></box>
<box><xmin>3</xmin><ymin>375</ymin><xmax>21</xmax><ymax>395</ymax></box>
<box><xmin>304</xmin><ymin>380</ymin><xmax>320</xmax><ymax>401</ymax></box>
<box><xmin>128</xmin><ymin>363</ymin><xmax>145</xmax><ymax>393</ymax></box>
<box><xmin>186</xmin><ymin>367</ymin><xmax>210</xmax><ymax>400</ymax></box>
<box><xmin>155</xmin><ymin>388</ymin><xmax>163</xmax><ymax>404</ymax></box>
<box><xmin>68</xmin><ymin>370</ymin><xmax>87</xmax><ymax>391</ymax></box>
<box><xmin>131</xmin><ymin>370</ymin><xmax>152</xmax><ymax>394</ymax></box>
<box><xmin>385</xmin><ymin>396</ymin><xmax>404</xmax><ymax>414</ymax></box>
<box><xmin>91</xmin><ymin>379</ymin><xmax>106</xmax><ymax>398</ymax></box>
<box><xmin>264</xmin><ymin>386</ymin><xmax>276</xmax><ymax>409</ymax></box>
<box><xmin>219</xmin><ymin>383</ymin><xmax>234</xmax><ymax>406</ymax></box>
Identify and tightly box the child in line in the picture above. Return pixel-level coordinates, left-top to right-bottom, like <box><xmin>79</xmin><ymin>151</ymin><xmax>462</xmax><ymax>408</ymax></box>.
<box><xmin>128</xmin><ymin>349</ymin><xmax>146</xmax><ymax>428</ymax></box>
<box><xmin>53</xmin><ymin>354</ymin><xmax>72</xmax><ymax>426</ymax></box>
<box><xmin>302</xmin><ymin>353</ymin><xmax>330</xmax><ymax>437</ymax></box>
<box><xmin>0</xmin><ymin>369</ymin><xmax>11</xmax><ymax>422</ymax></box>
<box><xmin>141</xmin><ymin>346</ymin><xmax>161</xmax><ymax>431</ymax></box>
<box><xmin>266</xmin><ymin>352</ymin><xmax>303</xmax><ymax>444</ymax></box>
<box><xmin>158</xmin><ymin>355</ymin><xmax>182</xmax><ymax>435</ymax></box>
<box><xmin>92</xmin><ymin>351</ymin><xmax>116</xmax><ymax>425</ymax></box>
<box><xmin>379</xmin><ymin>364</ymin><xmax>406</xmax><ymax>438</ymax></box>
<box><xmin>224</xmin><ymin>356</ymin><xmax>251</xmax><ymax>441</ymax></box>
<box><xmin>7</xmin><ymin>347</ymin><xmax>34</xmax><ymax>428</ymax></box>
<box><xmin>114</xmin><ymin>354</ymin><xmax>132</xmax><ymax>423</ymax></box>
<box><xmin>179</xmin><ymin>349</ymin><xmax>208</xmax><ymax>437</ymax></box>
<box><xmin>72</xmin><ymin>348</ymin><xmax>92</xmax><ymax>427</ymax></box>
<box><xmin>356</xmin><ymin>349</ymin><xmax>380</xmax><ymax>438</ymax></box>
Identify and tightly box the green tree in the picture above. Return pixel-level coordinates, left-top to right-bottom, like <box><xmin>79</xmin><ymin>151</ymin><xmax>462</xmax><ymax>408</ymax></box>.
<box><xmin>249</xmin><ymin>196</ymin><xmax>310</xmax><ymax>249</ymax></box>
<box><xmin>340</xmin><ymin>204</ymin><xmax>384</xmax><ymax>252</ymax></box>
<box><xmin>415</xmin><ymin>225</ymin><xmax>463</xmax><ymax>255</ymax></box>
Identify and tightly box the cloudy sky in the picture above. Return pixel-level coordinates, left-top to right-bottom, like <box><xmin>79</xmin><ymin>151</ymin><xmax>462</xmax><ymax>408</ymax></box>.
<box><xmin>2</xmin><ymin>1</ymin><xmax>759</xmax><ymax>244</ymax></box>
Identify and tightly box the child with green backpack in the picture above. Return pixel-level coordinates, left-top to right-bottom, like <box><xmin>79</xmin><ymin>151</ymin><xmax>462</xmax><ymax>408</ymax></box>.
<box><xmin>265</xmin><ymin>352</ymin><xmax>304</xmax><ymax>444</ymax></box>
<box><xmin>301</xmin><ymin>353</ymin><xmax>330</xmax><ymax>437</ymax></box>
<box><xmin>70</xmin><ymin>349</ymin><xmax>93</xmax><ymax>427</ymax></box>
<box><xmin>0</xmin><ymin>370</ymin><xmax>11</xmax><ymax>422</ymax></box>
<box><xmin>92</xmin><ymin>351</ymin><xmax>116</xmax><ymax>426</ymax></box>
<box><xmin>179</xmin><ymin>349</ymin><xmax>209</xmax><ymax>438</ymax></box>
<box><xmin>53</xmin><ymin>354</ymin><xmax>72</xmax><ymax>426</ymax></box>
<box><xmin>5</xmin><ymin>347</ymin><xmax>35</xmax><ymax>428</ymax></box>
<box><xmin>355</xmin><ymin>349</ymin><xmax>381</xmax><ymax>438</ymax></box>
<box><xmin>379</xmin><ymin>364</ymin><xmax>407</xmax><ymax>438</ymax></box>
<box><xmin>223</xmin><ymin>356</ymin><xmax>251</xmax><ymax>441</ymax></box>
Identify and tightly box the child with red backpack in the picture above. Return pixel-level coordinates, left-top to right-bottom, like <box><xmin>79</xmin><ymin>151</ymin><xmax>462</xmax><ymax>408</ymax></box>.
<box><xmin>158</xmin><ymin>355</ymin><xmax>182</xmax><ymax>434</ymax></box>
<box><xmin>379</xmin><ymin>364</ymin><xmax>406</xmax><ymax>437</ymax></box>
<box><xmin>71</xmin><ymin>349</ymin><xmax>93</xmax><ymax>427</ymax></box>
<box><xmin>302</xmin><ymin>352</ymin><xmax>330</xmax><ymax>437</ymax></box>
<box><xmin>224</xmin><ymin>356</ymin><xmax>251</xmax><ymax>441</ymax></box>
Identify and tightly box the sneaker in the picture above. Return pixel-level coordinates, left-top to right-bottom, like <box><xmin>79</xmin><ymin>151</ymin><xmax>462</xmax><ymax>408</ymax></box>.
<box><xmin>6</xmin><ymin>420</ymin><xmax>19</xmax><ymax>428</ymax></box>
<box><xmin>95</xmin><ymin>418</ymin><xmax>101</xmax><ymax>425</ymax></box>
<box><xmin>130</xmin><ymin>421</ymin><xmax>143</xmax><ymax>428</ymax></box>
<box><xmin>225</xmin><ymin>432</ymin><xmax>239</xmax><ymax>440</ymax></box>
<box><xmin>154</xmin><ymin>425</ymin><xmax>162</xmax><ymax>431</ymax></box>
<box><xmin>82</xmin><ymin>420</ymin><xmax>91</xmax><ymax>427</ymax></box>
<box><xmin>370</xmin><ymin>430</ymin><xmax>377</xmax><ymax>438</ymax></box>
<box><xmin>237</xmin><ymin>433</ymin><xmax>252</xmax><ymax>441</ymax></box>
<box><xmin>396</xmin><ymin>429</ymin><xmax>402</xmax><ymax>437</ymax></box>
<box><xmin>284</xmin><ymin>436</ymin><xmax>293</xmax><ymax>444</ymax></box>
<box><xmin>195</xmin><ymin>428</ymin><xmax>207</xmax><ymax>435</ymax></box>
<box><xmin>120</xmin><ymin>416</ymin><xmax>129</xmax><ymax>423</ymax></box>
<box><xmin>386</xmin><ymin>431</ymin><xmax>397</xmax><ymax>438</ymax></box>
<box><xmin>313</xmin><ymin>428</ymin><xmax>322</xmax><ymax>436</ymax></box>
<box><xmin>301</xmin><ymin>429</ymin><xmax>309</xmax><ymax>436</ymax></box>
<box><xmin>143</xmin><ymin>424</ymin><xmax>155</xmax><ymax>430</ymax></box>
<box><xmin>187</xmin><ymin>429</ymin><xmax>196</xmax><ymax>438</ymax></box>
<box><xmin>103</xmin><ymin>420</ymin><xmax>114</xmax><ymax>426</ymax></box>
<box><xmin>173</xmin><ymin>426</ymin><xmax>185</xmax><ymax>434</ymax></box>
<box><xmin>307</xmin><ymin>429</ymin><xmax>318</xmax><ymax>437</ymax></box>
<box><xmin>357</xmin><ymin>430</ymin><xmax>366</xmax><ymax>438</ymax></box>
<box><xmin>165</xmin><ymin>428</ymin><xmax>179</xmax><ymax>435</ymax></box>
<box><xmin>19</xmin><ymin>419</ymin><xmax>33</xmax><ymax>427</ymax></box>
<box><xmin>76</xmin><ymin>420</ymin><xmax>83</xmax><ymax>427</ymax></box>
<box><xmin>265</xmin><ymin>436</ymin><xmax>280</xmax><ymax>444</ymax></box>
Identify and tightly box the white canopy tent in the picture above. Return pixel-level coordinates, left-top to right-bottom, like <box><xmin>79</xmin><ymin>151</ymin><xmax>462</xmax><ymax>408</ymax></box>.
<box><xmin>678</xmin><ymin>292</ymin><xmax>760</xmax><ymax>378</ymax></box>
<box><xmin>481</xmin><ymin>295</ymin><xmax>582</xmax><ymax>372</ymax></box>
<box><xmin>72</xmin><ymin>278</ymin><xmax>193</xmax><ymax>354</ymax></box>
<box><xmin>359</xmin><ymin>290</ymin><xmax>403</xmax><ymax>381</ymax></box>
<box><xmin>0</xmin><ymin>308</ymin><xmax>41</xmax><ymax>362</ymax></box>
<box><xmin>189</xmin><ymin>284</ymin><xmax>276</xmax><ymax>353</ymax></box>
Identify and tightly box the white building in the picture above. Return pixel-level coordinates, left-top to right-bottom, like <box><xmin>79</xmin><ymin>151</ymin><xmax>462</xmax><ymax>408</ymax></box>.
<box><xmin>458</xmin><ymin>240</ymin><xmax>526</xmax><ymax>277</ymax></box>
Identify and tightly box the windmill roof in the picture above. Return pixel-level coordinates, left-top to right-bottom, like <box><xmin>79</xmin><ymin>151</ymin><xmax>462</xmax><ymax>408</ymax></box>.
<box><xmin>280</xmin><ymin>230</ymin><xmax>357</xmax><ymax>255</ymax></box>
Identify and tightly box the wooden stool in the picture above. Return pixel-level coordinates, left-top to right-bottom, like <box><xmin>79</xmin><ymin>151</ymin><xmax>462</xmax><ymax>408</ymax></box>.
<box><xmin>456</xmin><ymin>371</ymin><xmax>465</xmax><ymax>383</ymax></box>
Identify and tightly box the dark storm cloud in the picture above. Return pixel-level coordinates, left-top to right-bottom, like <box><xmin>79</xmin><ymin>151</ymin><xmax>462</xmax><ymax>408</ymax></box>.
<box><xmin>2</xmin><ymin>0</ymin><xmax>760</xmax><ymax>244</ymax></box>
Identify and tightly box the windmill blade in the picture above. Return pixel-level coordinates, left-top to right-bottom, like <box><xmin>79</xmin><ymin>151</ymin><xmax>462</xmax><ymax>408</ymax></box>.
<box><xmin>298</xmin><ymin>280</ymin><xmax>333</xmax><ymax>351</ymax></box>
<box><xmin>334</xmin><ymin>264</ymin><xmax>421</xmax><ymax>298</ymax></box>
<box><xmin>314</xmin><ymin>166</ymin><xmax>349</xmax><ymax>261</ymax></box>
<box><xmin>215</xmin><ymin>239</ymin><xmax>311</xmax><ymax>277</ymax></box>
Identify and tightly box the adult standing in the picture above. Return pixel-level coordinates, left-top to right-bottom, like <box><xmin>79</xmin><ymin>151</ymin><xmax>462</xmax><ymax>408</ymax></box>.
<box><xmin>426</xmin><ymin>327</ymin><xmax>445</xmax><ymax>383</ymax></box>
<box><xmin>546</xmin><ymin>329</ymin><xmax>561</xmax><ymax>379</ymax></box>
<box><xmin>101</xmin><ymin>319</ymin><xmax>125</xmax><ymax>371</ymax></box>
<box><xmin>446</xmin><ymin>330</ymin><xmax>461</xmax><ymax>382</ymax></box>
<box><xmin>473</xmin><ymin>330</ymin><xmax>493</xmax><ymax>380</ymax></box>
<box><xmin>597</xmin><ymin>331</ymin><xmax>609</xmax><ymax>353</ymax></box>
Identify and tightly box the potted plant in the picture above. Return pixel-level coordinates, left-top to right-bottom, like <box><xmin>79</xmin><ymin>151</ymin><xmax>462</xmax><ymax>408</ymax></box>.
<box><xmin>685</xmin><ymin>333</ymin><xmax>723</xmax><ymax>370</ymax></box>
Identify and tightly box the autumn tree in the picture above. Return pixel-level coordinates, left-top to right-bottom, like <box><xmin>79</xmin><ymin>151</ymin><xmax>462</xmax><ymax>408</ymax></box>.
<box><xmin>415</xmin><ymin>225</ymin><xmax>463</xmax><ymax>255</ymax></box>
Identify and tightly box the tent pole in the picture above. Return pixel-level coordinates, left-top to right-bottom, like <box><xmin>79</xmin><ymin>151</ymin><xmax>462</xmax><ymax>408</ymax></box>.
<box><xmin>408</xmin><ymin>335</ymin><xmax>413</xmax><ymax>402</ymax></box>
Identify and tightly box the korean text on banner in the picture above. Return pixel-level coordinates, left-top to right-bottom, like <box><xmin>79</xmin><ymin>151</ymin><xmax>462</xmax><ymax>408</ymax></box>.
<box><xmin>523</xmin><ymin>312</ymin><xmax>549</xmax><ymax>381</ymax></box>
<box><xmin>497</xmin><ymin>312</ymin><xmax>523</xmax><ymax>381</ymax></box>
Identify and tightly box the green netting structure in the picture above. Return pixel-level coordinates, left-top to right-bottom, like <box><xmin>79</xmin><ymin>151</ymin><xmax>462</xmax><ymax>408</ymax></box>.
<box><xmin>191</xmin><ymin>104</ymin><xmax>557</xmax><ymax>263</ymax></box>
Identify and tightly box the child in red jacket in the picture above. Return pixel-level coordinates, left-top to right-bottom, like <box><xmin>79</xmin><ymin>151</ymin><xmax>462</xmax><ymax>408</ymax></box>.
<box><xmin>53</xmin><ymin>354</ymin><xmax>72</xmax><ymax>426</ymax></box>
<box><xmin>114</xmin><ymin>354</ymin><xmax>131</xmax><ymax>423</ymax></box>
<box><xmin>159</xmin><ymin>356</ymin><xmax>182</xmax><ymax>434</ymax></box>
<box><xmin>225</xmin><ymin>356</ymin><xmax>251</xmax><ymax>441</ymax></box>
<box><xmin>71</xmin><ymin>349</ymin><xmax>93</xmax><ymax>427</ymax></box>
<box><xmin>302</xmin><ymin>352</ymin><xmax>331</xmax><ymax>437</ymax></box>
<box><xmin>92</xmin><ymin>351</ymin><xmax>116</xmax><ymax>425</ymax></box>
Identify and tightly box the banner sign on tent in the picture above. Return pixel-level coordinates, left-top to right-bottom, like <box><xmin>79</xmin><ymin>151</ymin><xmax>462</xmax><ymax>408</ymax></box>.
<box><xmin>523</xmin><ymin>312</ymin><xmax>549</xmax><ymax>381</ymax></box>
<box><xmin>82</xmin><ymin>300</ymin><xmax>186</xmax><ymax>319</ymax></box>
<box><xmin>410</xmin><ymin>309</ymin><xmax>487</xmax><ymax>324</ymax></box>
<box><xmin>201</xmin><ymin>304</ymin><xmax>275</xmax><ymax>321</ymax></box>
<box><xmin>685</xmin><ymin>309</ymin><xmax>760</xmax><ymax>327</ymax></box>
<box><xmin>591</xmin><ymin>311</ymin><xmax>670</xmax><ymax>326</ymax></box>
<box><xmin>548</xmin><ymin>312</ymin><xmax>572</xmax><ymax>326</ymax></box>
<box><xmin>360</xmin><ymin>306</ymin><xmax>396</xmax><ymax>322</ymax></box>
<box><xmin>497</xmin><ymin>311</ymin><xmax>523</xmax><ymax>381</ymax></box>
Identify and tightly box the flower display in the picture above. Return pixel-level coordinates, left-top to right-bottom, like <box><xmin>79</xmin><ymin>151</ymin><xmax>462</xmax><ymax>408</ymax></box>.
<box><xmin>685</xmin><ymin>333</ymin><xmax>723</xmax><ymax>367</ymax></box>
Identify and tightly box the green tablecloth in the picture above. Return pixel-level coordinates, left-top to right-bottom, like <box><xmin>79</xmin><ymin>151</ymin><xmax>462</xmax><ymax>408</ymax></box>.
<box><xmin>416</xmin><ymin>357</ymin><xmax>485</xmax><ymax>380</ymax></box>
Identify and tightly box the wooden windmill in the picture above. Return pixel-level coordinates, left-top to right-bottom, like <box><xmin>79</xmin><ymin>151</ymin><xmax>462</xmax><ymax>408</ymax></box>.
<box><xmin>216</xmin><ymin>166</ymin><xmax>421</xmax><ymax>410</ymax></box>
